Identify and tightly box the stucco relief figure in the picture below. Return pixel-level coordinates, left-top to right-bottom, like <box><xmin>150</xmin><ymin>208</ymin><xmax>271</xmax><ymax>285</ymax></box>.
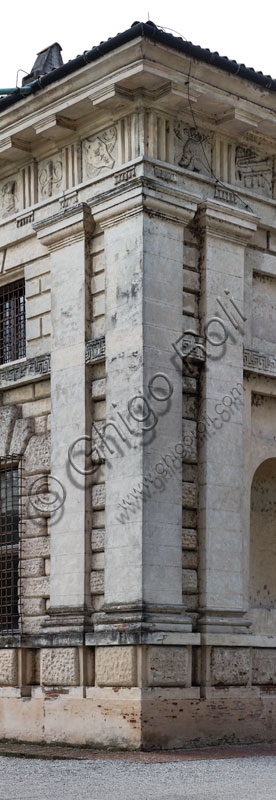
<box><xmin>235</xmin><ymin>146</ymin><xmax>272</xmax><ymax>196</ymax></box>
<box><xmin>174</xmin><ymin>124</ymin><xmax>211</xmax><ymax>176</ymax></box>
<box><xmin>83</xmin><ymin>126</ymin><xmax>117</xmax><ymax>178</ymax></box>
<box><xmin>1</xmin><ymin>180</ymin><xmax>18</xmax><ymax>215</ymax></box>
<box><xmin>38</xmin><ymin>159</ymin><xmax>63</xmax><ymax>198</ymax></box>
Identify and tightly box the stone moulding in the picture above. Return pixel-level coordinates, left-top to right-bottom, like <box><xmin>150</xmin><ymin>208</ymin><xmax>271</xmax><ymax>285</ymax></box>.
<box><xmin>0</xmin><ymin>338</ymin><xmax>105</xmax><ymax>390</ymax></box>
<box><xmin>0</xmin><ymin>354</ymin><xmax>50</xmax><ymax>389</ymax></box>
<box><xmin>243</xmin><ymin>347</ymin><xmax>276</xmax><ymax>377</ymax></box>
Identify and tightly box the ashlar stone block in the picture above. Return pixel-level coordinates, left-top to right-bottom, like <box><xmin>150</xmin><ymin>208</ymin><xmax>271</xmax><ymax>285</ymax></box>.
<box><xmin>21</xmin><ymin>558</ymin><xmax>44</xmax><ymax>578</ymax></box>
<box><xmin>21</xmin><ymin>577</ymin><xmax>50</xmax><ymax>598</ymax></box>
<box><xmin>21</xmin><ymin>537</ymin><xmax>50</xmax><ymax>559</ymax></box>
<box><xmin>24</xmin><ymin>434</ymin><xmax>50</xmax><ymax>475</ymax></box>
<box><xmin>91</xmin><ymin>529</ymin><xmax>105</xmax><ymax>551</ymax></box>
<box><xmin>252</xmin><ymin>649</ymin><xmax>276</xmax><ymax>685</ymax></box>
<box><xmin>0</xmin><ymin>406</ymin><xmax>19</xmax><ymax>457</ymax></box>
<box><xmin>0</xmin><ymin>649</ymin><xmax>18</xmax><ymax>686</ymax></box>
<box><xmin>92</xmin><ymin>378</ymin><xmax>106</xmax><ymax>400</ymax></box>
<box><xmin>182</xmin><ymin>420</ymin><xmax>197</xmax><ymax>463</ymax></box>
<box><xmin>92</xmin><ymin>484</ymin><xmax>106</xmax><ymax>510</ymax></box>
<box><xmin>182</xmin><ymin>569</ymin><xmax>198</xmax><ymax>593</ymax></box>
<box><xmin>9</xmin><ymin>418</ymin><xmax>33</xmax><ymax>456</ymax></box>
<box><xmin>147</xmin><ymin>646</ymin><xmax>190</xmax><ymax>686</ymax></box>
<box><xmin>182</xmin><ymin>482</ymin><xmax>197</xmax><ymax>509</ymax></box>
<box><xmin>182</xmin><ymin>551</ymin><xmax>198</xmax><ymax>569</ymax></box>
<box><xmin>182</xmin><ymin>529</ymin><xmax>197</xmax><ymax>550</ymax></box>
<box><xmin>90</xmin><ymin>571</ymin><xmax>104</xmax><ymax>594</ymax></box>
<box><xmin>95</xmin><ymin>646</ymin><xmax>137</xmax><ymax>687</ymax></box>
<box><xmin>21</xmin><ymin>598</ymin><xmax>45</xmax><ymax>616</ymax></box>
<box><xmin>41</xmin><ymin>648</ymin><xmax>79</xmax><ymax>686</ymax></box>
<box><xmin>211</xmin><ymin>647</ymin><xmax>251</xmax><ymax>686</ymax></box>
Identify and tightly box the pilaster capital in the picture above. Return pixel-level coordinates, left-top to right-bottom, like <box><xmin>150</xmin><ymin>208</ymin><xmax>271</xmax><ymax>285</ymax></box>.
<box><xmin>33</xmin><ymin>202</ymin><xmax>95</xmax><ymax>252</ymax></box>
<box><xmin>196</xmin><ymin>198</ymin><xmax>258</xmax><ymax>245</ymax></box>
<box><xmin>91</xmin><ymin>178</ymin><xmax>198</xmax><ymax>229</ymax></box>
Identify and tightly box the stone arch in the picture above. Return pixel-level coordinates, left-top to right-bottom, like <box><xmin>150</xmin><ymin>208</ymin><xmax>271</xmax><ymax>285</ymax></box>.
<box><xmin>250</xmin><ymin>458</ymin><xmax>276</xmax><ymax>633</ymax></box>
<box><xmin>0</xmin><ymin>405</ymin><xmax>33</xmax><ymax>458</ymax></box>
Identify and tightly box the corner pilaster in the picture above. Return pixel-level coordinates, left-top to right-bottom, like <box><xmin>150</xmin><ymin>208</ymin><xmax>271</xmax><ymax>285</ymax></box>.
<box><xmin>196</xmin><ymin>199</ymin><xmax>258</xmax><ymax>634</ymax></box>
<box><xmin>34</xmin><ymin>204</ymin><xmax>94</xmax><ymax>634</ymax></box>
<box><xmin>91</xmin><ymin>180</ymin><xmax>198</xmax><ymax>639</ymax></box>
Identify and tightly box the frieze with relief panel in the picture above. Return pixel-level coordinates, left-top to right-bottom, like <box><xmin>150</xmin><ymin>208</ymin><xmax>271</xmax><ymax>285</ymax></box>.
<box><xmin>82</xmin><ymin>126</ymin><xmax>118</xmax><ymax>180</ymax></box>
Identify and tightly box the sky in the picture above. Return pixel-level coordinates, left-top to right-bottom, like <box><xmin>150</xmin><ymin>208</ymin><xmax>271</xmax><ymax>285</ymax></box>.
<box><xmin>1</xmin><ymin>0</ymin><xmax>276</xmax><ymax>87</ymax></box>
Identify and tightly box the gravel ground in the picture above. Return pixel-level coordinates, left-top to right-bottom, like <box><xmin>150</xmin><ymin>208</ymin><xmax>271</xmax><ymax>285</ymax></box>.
<box><xmin>0</xmin><ymin>755</ymin><xmax>275</xmax><ymax>800</ymax></box>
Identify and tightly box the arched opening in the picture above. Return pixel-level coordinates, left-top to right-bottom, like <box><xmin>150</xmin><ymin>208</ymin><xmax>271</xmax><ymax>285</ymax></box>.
<box><xmin>250</xmin><ymin>458</ymin><xmax>276</xmax><ymax>633</ymax></box>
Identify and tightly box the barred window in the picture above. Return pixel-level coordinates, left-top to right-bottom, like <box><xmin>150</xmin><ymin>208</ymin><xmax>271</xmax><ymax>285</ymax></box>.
<box><xmin>0</xmin><ymin>279</ymin><xmax>26</xmax><ymax>365</ymax></box>
<box><xmin>0</xmin><ymin>458</ymin><xmax>20</xmax><ymax>634</ymax></box>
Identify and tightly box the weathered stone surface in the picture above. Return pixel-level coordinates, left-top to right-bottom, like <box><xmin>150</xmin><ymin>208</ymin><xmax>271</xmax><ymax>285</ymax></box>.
<box><xmin>22</xmin><ymin>616</ymin><xmax>44</xmax><ymax>634</ymax></box>
<box><xmin>182</xmin><ymin>394</ymin><xmax>198</xmax><ymax>420</ymax></box>
<box><xmin>92</xmin><ymin>484</ymin><xmax>105</xmax><ymax>510</ymax></box>
<box><xmin>182</xmin><ymin>464</ymin><xmax>197</xmax><ymax>482</ymax></box>
<box><xmin>9</xmin><ymin>417</ymin><xmax>33</xmax><ymax>456</ymax></box>
<box><xmin>91</xmin><ymin>552</ymin><xmax>104</xmax><ymax>570</ymax></box>
<box><xmin>183</xmin><ymin>243</ymin><xmax>199</xmax><ymax>268</ymax></box>
<box><xmin>182</xmin><ymin>569</ymin><xmax>198</xmax><ymax>593</ymax></box>
<box><xmin>182</xmin><ymin>510</ymin><xmax>197</xmax><ymax>528</ymax></box>
<box><xmin>92</xmin><ymin>378</ymin><xmax>106</xmax><ymax>400</ymax></box>
<box><xmin>211</xmin><ymin>648</ymin><xmax>251</xmax><ymax>686</ymax></box>
<box><xmin>21</xmin><ymin>537</ymin><xmax>50</xmax><ymax>559</ymax></box>
<box><xmin>182</xmin><ymin>594</ymin><xmax>198</xmax><ymax>611</ymax></box>
<box><xmin>182</xmin><ymin>420</ymin><xmax>197</xmax><ymax>463</ymax></box>
<box><xmin>182</xmin><ymin>551</ymin><xmax>198</xmax><ymax>569</ymax></box>
<box><xmin>41</xmin><ymin>648</ymin><xmax>79</xmax><ymax>686</ymax></box>
<box><xmin>24</xmin><ymin>434</ymin><xmax>50</xmax><ymax>474</ymax></box>
<box><xmin>91</xmin><ymin>463</ymin><xmax>106</xmax><ymax>485</ymax></box>
<box><xmin>252</xmin><ymin>649</ymin><xmax>276</xmax><ymax>684</ymax></box>
<box><xmin>21</xmin><ymin>577</ymin><xmax>50</xmax><ymax>598</ymax></box>
<box><xmin>21</xmin><ymin>558</ymin><xmax>45</xmax><ymax>578</ymax></box>
<box><xmin>44</xmin><ymin>558</ymin><xmax>50</xmax><ymax>576</ymax></box>
<box><xmin>93</xmin><ymin>594</ymin><xmax>105</xmax><ymax>611</ymax></box>
<box><xmin>91</xmin><ymin>529</ymin><xmax>105</xmax><ymax>551</ymax></box>
<box><xmin>92</xmin><ymin>511</ymin><xmax>105</xmax><ymax>529</ymax></box>
<box><xmin>182</xmin><ymin>376</ymin><xmax>197</xmax><ymax>393</ymax></box>
<box><xmin>34</xmin><ymin>416</ymin><xmax>48</xmax><ymax>434</ymax></box>
<box><xmin>95</xmin><ymin>646</ymin><xmax>137</xmax><ymax>687</ymax></box>
<box><xmin>90</xmin><ymin>571</ymin><xmax>104</xmax><ymax>594</ymax></box>
<box><xmin>147</xmin><ymin>646</ymin><xmax>190</xmax><ymax>687</ymax></box>
<box><xmin>22</xmin><ymin>517</ymin><xmax>47</xmax><ymax>537</ymax></box>
<box><xmin>182</xmin><ymin>529</ymin><xmax>197</xmax><ymax>550</ymax></box>
<box><xmin>0</xmin><ymin>650</ymin><xmax>17</xmax><ymax>686</ymax></box>
<box><xmin>182</xmin><ymin>482</ymin><xmax>197</xmax><ymax>508</ymax></box>
<box><xmin>21</xmin><ymin>597</ymin><xmax>46</xmax><ymax>616</ymax></box>
<box><xmin>22</xmin><ymin>398</ymin><xmax>50</xmax><ymax>418</ymax></box>
<box><xmin>0</xmin><ymin>406</ymin><xmax>19</xmax><ymax>457</ymax></box>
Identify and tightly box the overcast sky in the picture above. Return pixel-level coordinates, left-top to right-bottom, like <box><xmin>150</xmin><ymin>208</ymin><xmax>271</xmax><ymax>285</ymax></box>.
<box><xmin>1</xmin><ymin>0</ymin><xmax>275</xmax><ymax>87</ymax></box>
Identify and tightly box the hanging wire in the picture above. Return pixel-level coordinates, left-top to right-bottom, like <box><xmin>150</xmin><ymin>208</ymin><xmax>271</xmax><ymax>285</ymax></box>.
<box><xmin>157</xmin><ymin>25</ymin><xmax>254</xmax><ymax>214</ymax></box>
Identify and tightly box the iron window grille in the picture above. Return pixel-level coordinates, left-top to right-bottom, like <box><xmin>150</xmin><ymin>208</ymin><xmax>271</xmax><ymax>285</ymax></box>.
<box><xmin>0</xmin><ymin>278</ymin><xmax>26</xmax><ymax>366</ymax></box>
<box><xmin>0</xmin><ymin>457</ymin><xmax>22</xmax><ymax>634</ymax></box>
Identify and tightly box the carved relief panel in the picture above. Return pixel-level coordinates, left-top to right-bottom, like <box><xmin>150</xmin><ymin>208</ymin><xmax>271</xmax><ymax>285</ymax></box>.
<box><xmin>0</xmin><ymin>175</ymin><xmax>19</xmax><ymax>217</ymax></box>
<box><xmin>174</xmin><ymin>123</ymin><xmax>212</xmax><ymax>177</ymax></box>
<box><xmin>235</xmin><ymin>146</ymin><xmax>273</xmax><ymax>197</ymax></box>
<box><xmin>38</xmin><ymin>154</ymin><xmax>64</xmax><ymax>200</ymax></box>
<box><xmin>82</xmin><ymin>126</ymin><xmax>118</xmax><ymax>180</ymax></box>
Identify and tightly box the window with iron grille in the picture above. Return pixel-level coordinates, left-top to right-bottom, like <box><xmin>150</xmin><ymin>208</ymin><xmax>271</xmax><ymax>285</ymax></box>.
<box><xmin>0</xmin><ymin>279</ymin><xmax>26</xmax><ymax>366</ymax></box>
<box><xmin>0</xmin><ymin>457</ymin><xmax>21</xmax><ymax>634</ymax></box>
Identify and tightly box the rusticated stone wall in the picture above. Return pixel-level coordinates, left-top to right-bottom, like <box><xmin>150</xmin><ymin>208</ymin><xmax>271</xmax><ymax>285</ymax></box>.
<box><xmin>0</xmin><ymin>379</ymin><xmax>51</xmax><ymax>634</ymax></box>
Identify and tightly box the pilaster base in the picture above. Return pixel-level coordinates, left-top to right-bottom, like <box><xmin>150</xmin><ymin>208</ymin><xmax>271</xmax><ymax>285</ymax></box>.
<box><xmin>90</xmin><ymin>602</ymin><xmax>192</xmax><ymax>645</ymax></box>
<box><xmin>198</xmin><ymin>609</ymin><xmax>252</xmax><ymax>634</ymax></box>
<box><xmin>42</xmin><ymin>606</ymin><xmax>93</xmax><ymax>636</ymax></box>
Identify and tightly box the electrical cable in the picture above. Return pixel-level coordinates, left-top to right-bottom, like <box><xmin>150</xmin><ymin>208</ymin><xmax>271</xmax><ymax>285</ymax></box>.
<box><xmin>158</xmin><ymin>25</ymin><xmax>255</xmax><ymax>214</ymax></box>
